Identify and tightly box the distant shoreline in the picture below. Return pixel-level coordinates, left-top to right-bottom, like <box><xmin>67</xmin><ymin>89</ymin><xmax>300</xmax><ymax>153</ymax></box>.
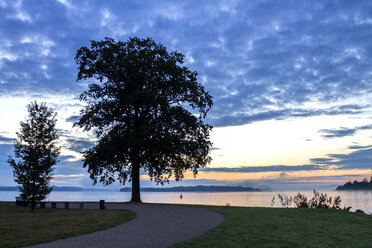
<box><xmin>0</xmin><ymin>186</ymin><xmax>116</xmax><ymax>192</ymax></box>
<box><xmin>0</xmin><ymin>185</ymin><xmax>263</xmax><ymax>192</ymax></box>
<box><xmin>120</xmin><ymin>185</ymin><xmax>262</xmax><ymax>192</ymax></box>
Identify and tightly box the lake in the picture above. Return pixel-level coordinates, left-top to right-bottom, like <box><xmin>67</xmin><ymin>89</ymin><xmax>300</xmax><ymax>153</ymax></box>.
<box><xmin>1</xmin><ymin>190</ymin><xmax>371</xmax><ymax>213</ymax></box>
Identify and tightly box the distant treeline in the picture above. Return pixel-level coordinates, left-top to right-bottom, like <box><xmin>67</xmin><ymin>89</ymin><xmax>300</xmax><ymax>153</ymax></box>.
<box><xmin>336</xmin><ymin>177</ymin><xmax>372</xmax><ymax>190</ymax></box>
<box><xmin>0</xmin><ymin>186</ymin><xmax>109</xmax><ymax>192</ymax></box>
<box><xmin>120</xmin><ymin>185</ymin><xmax>261</xmax><ymax>192</ymax></box>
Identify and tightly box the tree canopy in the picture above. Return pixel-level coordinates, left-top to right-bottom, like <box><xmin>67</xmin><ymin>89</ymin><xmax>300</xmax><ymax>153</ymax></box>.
<box><xmin>75</xmin><ymin>37</ymin><xmax>213</xmax><ymax>202</ymax></box>
<box><xmin>8</xmin><ymin>101</ymin><xmax>60</xmax><ymax>211</ymax></box>
<box><xmin>336</xmin><ymin>177</ymin><xmax>372</xmax><ymax>190</ymax></box>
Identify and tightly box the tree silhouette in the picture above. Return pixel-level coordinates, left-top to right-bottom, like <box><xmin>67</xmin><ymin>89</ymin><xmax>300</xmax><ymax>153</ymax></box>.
<box><xmin>74</xmin><ymin>37</ymin><xmax>213</xmax><ymax>202</ymax></box>
<box><xmin>336</xmin><ymin>177</ymin><xmax>372</xmax><ymax>190</ymax></box>
<box><xmin>8</xmin><ymin>101</ymin><xmax>60</xmax><ymax>211</ymax></box>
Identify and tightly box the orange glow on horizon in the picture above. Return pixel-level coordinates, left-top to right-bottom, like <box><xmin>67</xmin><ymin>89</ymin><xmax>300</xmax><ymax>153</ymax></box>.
<box><xmin>140</xmin><ymin>169</ymin><xmax>372</xmax><ymax>182</ymax></box>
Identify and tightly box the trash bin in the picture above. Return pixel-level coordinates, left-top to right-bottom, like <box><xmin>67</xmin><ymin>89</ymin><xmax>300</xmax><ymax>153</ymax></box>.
<box><xmin>100</xmin><ymin>200</ymin><xmax>105</xmax><ymax>210</ymax></box>
<box><xmin>65</xmin><ymin>202</ymin><xmax>69</xmax><ymax>209</ymax></box>
<box><xmin>80</xmin><ymin>203</ymin><xmax>84</xmax><ymax>209</ymax></box>
<box><xmin>51</xmin><ymin>202</ymin><xmax>56</xmax><ymax>208</ymax></box>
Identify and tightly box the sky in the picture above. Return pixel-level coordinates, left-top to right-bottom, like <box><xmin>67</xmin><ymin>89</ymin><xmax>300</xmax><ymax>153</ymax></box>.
<box><xmin>1</xmin><ymin>0</ymin><xmax>372</xmax><ymax>191</ymax></box>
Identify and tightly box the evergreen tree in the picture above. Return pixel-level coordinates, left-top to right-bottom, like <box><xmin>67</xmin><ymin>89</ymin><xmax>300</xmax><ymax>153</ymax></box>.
<box><xmin>74</xmin><ymin>37</ymin><xmax>213</xmax><ymax>202</ymax></box>
<box><xmin>8</xmin><ymin>101</ymin><xmax>60</xmax><ymax>211</ymax></box>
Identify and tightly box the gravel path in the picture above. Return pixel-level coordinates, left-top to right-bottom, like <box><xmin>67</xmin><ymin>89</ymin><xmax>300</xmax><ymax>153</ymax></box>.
<box><xmin>25</xmin><ymin>203</ymin><xmax>224</xmax><ymax>248</ymax></box>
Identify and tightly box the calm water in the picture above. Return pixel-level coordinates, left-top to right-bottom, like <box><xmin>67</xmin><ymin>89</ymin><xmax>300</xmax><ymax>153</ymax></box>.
<box><xmin>1</xmin><ymin>190</ymin><xmax>372</xmax><ymax>213</ymax></box>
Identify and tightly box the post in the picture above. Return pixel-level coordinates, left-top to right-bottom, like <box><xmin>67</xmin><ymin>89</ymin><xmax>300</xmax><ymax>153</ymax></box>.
<box><xmin>31</xmin><ymin>197</ymin><xmax>35</xmax><ymax>212</ymax></box>
<box><xmin>15</xmin><ymin>197</ymin><xmax>24</xmax><ymax>207</ymax></box>
<box><xmin>100</xmin><ymin>200</ymin><xmax>105</xmax><ymax>210</ymax></box>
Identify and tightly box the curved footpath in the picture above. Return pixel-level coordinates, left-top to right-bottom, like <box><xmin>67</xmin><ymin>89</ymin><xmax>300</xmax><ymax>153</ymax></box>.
<box><xmin>25</xmin><ymin>203</ymin><xmax>224</xmax><ymax>248</ymax></box>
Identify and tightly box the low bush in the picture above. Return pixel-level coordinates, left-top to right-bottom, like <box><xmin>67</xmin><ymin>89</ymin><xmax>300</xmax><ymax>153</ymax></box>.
<box><xmin>355</xmin><ymin>209</ymin><xmax>365</xmax><ymax>214</ymax></box>
<box><xmin>274</xmin><ymin>190</ymin><xmax>351</xmax><ymax>211</ymax></box>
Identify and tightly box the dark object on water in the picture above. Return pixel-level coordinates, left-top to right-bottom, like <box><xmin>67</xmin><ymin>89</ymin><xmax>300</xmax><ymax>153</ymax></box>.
<box><xmin>100</xmin><ymin>200</ymin><xmax>106</xmax><ymax>210</ymax></box>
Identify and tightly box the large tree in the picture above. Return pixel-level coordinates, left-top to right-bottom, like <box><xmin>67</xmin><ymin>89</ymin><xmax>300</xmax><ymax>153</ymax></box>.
<box><xmin>8</xmin><ymin>101</ymin><xmax>60</xmax><ymax>211</ymax></box>
<box><xmin>75</xmin><ymin>37</ymin><xmax>213</xmax><ymax>202</ymax></box>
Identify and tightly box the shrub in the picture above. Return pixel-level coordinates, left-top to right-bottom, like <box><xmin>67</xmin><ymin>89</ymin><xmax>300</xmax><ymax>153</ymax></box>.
<box><xmin>293</xmin><ymin>193</ymin><xmax>309</xmax><ymax>208</ymax></box>
<box><xmin>309</xmin><ymin>190</ymin><xmax>333</xmax><ymax>209</ymax></box>
<box><xmin>277</xmin><ymin>194</ymin><xmax>292</xmax><ymax>208</ymax></box>
<box><xmin>355</xmin><ymin>209</ymin><xmax>365</xmax><ymax>214</ymax></box>
<box><xmin>343</xmin><ymin>206</ymin><xmax>352</xmax><ymax>212</ymax></box>
<box><xmin>271</xmin><ymin>190</ymin><xmax>350</xmax><ymax>211</ymax></box>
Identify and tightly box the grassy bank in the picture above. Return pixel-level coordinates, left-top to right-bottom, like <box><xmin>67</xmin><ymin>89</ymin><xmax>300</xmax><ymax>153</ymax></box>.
<box><xmin>173</xmin><ymin>206</ymin><xmax>372</xmax><ymax>248</ymax></box>
<box><xmin>0</xmin><ymin>202</ymin><xmax>135</xmax><ymax>248</ymax></box>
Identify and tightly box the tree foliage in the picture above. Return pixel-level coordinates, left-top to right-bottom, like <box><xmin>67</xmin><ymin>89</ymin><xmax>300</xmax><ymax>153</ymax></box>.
<box><xmin>74</xmin><ymin>37</ymin><xmax>213</xmax><ymax>202</ymax></box>
<box><xmin>336</xmin><ymin>177</ymin><xmax>372</xmax><ymax>190</ymax></box>
<box><xmin>8</xmin><ymin>101</ymin><xmax>60</xmax><ymax>211</ymax></box>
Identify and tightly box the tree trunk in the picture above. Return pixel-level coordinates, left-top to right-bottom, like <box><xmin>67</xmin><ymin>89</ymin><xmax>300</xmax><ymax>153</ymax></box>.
<box><xmin>31</xmin><ymin>196</ymin><xmax>35</xmax><ymax>212</ymax></box>
<box><xmin>130</xmin><ymin>161</ymin><xmax>142</xmax><ymax>203</ymax></box>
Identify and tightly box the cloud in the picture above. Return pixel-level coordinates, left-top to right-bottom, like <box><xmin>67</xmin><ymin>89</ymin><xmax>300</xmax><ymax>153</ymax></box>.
<box><xmin>6</xmin><ymin>0</ymin><xmax>32</xmax><ymax>23</ymax></box>
<box><xmin>329</xmin><ymin>148</ymin><xmax>372</xmax><ymax>170</ymax></box>
<box><xmin>201</xmin><ymin>164</ymin><xmax>325</xmax><ymax>173</ymax></box>
<box><xmin>0</xmin><ymin>135</ymin><xmax>13</xmax><ymax>145</ymax></box>
<box><xmin>0</xmin><ymin>144</ymin><xmax>16</xmax><ymax>185</ymax></box>
<box><xmin>1</xmin><ymin>0</ymin><xmax>372</xmax><ymax>188</ymax></box>
<box><xmin>0</xmin><ymin>0</ymin><xmax>371</xmax><ymax>127</ymax></box>
<box><xmin>348</xmin><ymin>145</ymin><xmax>372</xmax><ymax>150</ymax></box>
<box><xmin>53</xmin><ymin>173</ymin><xmax>85</xmax><ymax>178</ymax></box>
<box><xmin>209</xmin><ymin>104</ymin><xmax>365</xmax><ymax>127</ymax></box>
<box><xmin>319</xmin><ymin>124</ymin><xmax>372</xmax><ymax>139</ymax></box>
<box><xmin>65</xmin><ymin>115</ymin><xmax>81</xmax><ymax>123</ymax></box>
<box><xmin>210</xmin><ymin>147</ymin><xmax>221</xmax><ymax>151</ymax></box>
<box><xmin>56</xmin><ymin>0</ymin><xmax>75</xmax><ymax>10</ymax></box>
<box><xmin>204</xmin><ymin>142</ymin><xmax>372</xmax><ymax>173</ymax></box>
<box><xmin>278</xmin><ymin>171</ymin><xmax>289</xmax><ymax>179</ymax></box>
<box><xmin>237</xmin><ymin>176</ymin><xmax>357</xmax><ymax>191</ymax></box>
<box><xmin>319</xmin><ymin>128</ymin><xmax>356</xmax><ymax>139</ymax></box>
<box><xmin>309</xmin><ymin>158</ymin><xmax>334</xmax><ymax>165</ymax></box>
<box><xmin>65</xmin><ymin>138</ymin><xmax>95</xmax><ymax>153</ymax></box>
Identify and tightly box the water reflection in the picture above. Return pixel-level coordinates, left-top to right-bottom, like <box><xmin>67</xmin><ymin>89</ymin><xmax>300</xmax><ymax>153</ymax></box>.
<box><xmin>142</xmin><ymin>191</ymin><xmax>372</xmax><ymax>213</ymax></box>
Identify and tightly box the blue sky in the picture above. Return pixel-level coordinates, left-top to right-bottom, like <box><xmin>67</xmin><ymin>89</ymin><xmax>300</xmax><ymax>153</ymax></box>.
<box><xmin>1</xmin><ymin>0</ymin><xmax>372</xmax><ymax>190</ymax></box>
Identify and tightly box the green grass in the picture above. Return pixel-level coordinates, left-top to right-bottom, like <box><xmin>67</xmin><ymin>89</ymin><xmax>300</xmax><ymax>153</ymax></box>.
<box><xmin>173</xmin><ymin>206</ymin><xmax>372</xmax><ymax>248</ymax></box>
<box><xmin>3</xmin><ymin>202</ymin><xmax>372</xmax><ymax>248</ymax></box>
<box><xmin>0</xmin><ymin>202</ymin><xmax>135</xmax><ymax>248</ymax></box>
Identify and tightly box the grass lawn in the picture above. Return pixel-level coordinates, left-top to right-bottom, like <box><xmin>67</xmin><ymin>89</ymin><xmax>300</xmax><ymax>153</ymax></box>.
<box><xmin>173</xmin><ymin>206</ymin><xmax>372</xmax><ymax>248</ymax></box>
<box><xmin>0</xmin><ymin>202</ymin><xmax>135</xmax><ymax>248</ymax></box>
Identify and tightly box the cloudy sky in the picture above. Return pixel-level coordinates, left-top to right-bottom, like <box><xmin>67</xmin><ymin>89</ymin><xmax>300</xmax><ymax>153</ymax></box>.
<box><xmin>1</xmin><ymin>0</ymin><xmax>372</xmax><ymax>190</ymax></box>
